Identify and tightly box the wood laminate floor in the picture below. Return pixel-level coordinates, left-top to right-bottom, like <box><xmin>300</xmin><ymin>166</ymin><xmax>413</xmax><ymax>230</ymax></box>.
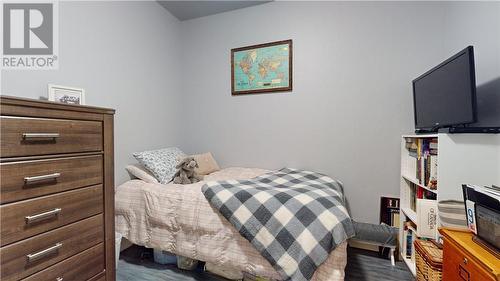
<box><xmin>117</xmin><ymin>246</ymin><xmax>414</xmax><ymax>281</ymax></box>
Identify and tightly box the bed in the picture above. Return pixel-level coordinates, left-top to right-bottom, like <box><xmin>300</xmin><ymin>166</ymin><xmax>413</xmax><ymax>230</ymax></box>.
<box><xmin>115</xmin><ymin>167</ymin><xmax>348</xmax><ymax>281</ymax></box>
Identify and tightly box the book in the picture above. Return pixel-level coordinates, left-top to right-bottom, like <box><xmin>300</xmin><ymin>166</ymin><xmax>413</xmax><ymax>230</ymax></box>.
<box><xmin>417</xmin><ymin>139</ymin><xmax>422</xmax><ymax>160</ymax></box>
<box><xmin>403</xmin><ymin>221</ymin><xmax>417</xmax><ymax>260</ymax></box>
<box><xmin>416</xmin><ymin>186</ymin><xmax>424</xmax><ymax>199</ymax></box>
<box><xmin>427</xmin><ymin>155</ymin><xmax>438</xmax><ymax>189</ymax></box>
<box><xmin>391</xmin><ymin>210</ymin><xmax>400</xmax><ymax>228</ymax></box>
<box><xmin>416</xmin><ymin>157</ymin><xmax>422</xmax><ymax>184</ymax></box>
<box><xmin>420</xmin><ymin>156</ymin><xmax>425</xmax><ymax>184</ymax></box>
<box><xmin>410</xmin><ymin>184</ymin><xmax>417</xmax><ymax>211</ymax></box>
<box><xmin>424</xmin><ymin>190</ymin><xmax>437</xmax><ymax>200</ymax></box>
<box><xmin>416</xmin><ymin>199</ymin><xmax>438</xmax><ymax>239</ymax></box>
<box><xmin>386</xmin><ymin>198</ymin><xmax>400</xmax><ymax>208</ymax></box>
<box><xmin>411</xmin><ymin>231</ymin><xmax>416</xmax><ymax>262</ymax></box>
<box><xmin>405</xmin><ymin>229</ymin><xmax>413</xmax><ymax>259</ymax></box>
<box><xmin>405</xmin><ymin>138</ymin><xmax>414</xmax><ymax>149</ymax></box>
<box><xmin>429</xmin><ymin>138</ymin><xmax>438</xmax><ymax>149</ymax></box>
<box><xmin>424</xmin><ymin>155</ymin><xmax>430</xmax><ymax>186</ymax></box>
<box><xmin>422</xmin><ymin>139</ymin><xmax>430</xmax><ymax>156</ymax></box>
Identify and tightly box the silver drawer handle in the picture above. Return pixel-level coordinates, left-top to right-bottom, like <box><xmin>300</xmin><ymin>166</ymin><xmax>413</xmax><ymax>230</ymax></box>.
<box><xmin>56</xmin><ymin>277</ymin><xmax>63</xmax><ymax>281</ymax></box>
<box><xmin>25</xmin><ymin>208</ymin><xmax>62</xmax><ymax>224</ymax></box>
<box><xmin>24</xmin><ymin>173</ymin><xmax>61</xmax><ymax>184</ymax></box>
<box><xmin>27</xmin><ymin>243</ymin><xmax>62</xmax><ymax>263</ymax></box>
<box><xmin>22</xmin><ymin>133</ymin><xmax>60</xmax><ymax>139</ymax></box>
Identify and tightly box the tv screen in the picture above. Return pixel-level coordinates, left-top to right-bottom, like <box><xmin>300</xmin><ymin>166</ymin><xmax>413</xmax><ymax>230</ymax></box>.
<box><xmin>413</xmin><ymin>46</ymin><xmax>477</xmax><ymax>130</ymax></box>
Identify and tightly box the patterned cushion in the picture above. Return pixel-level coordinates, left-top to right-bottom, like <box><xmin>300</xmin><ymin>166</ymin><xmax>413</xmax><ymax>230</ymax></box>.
<box><xmin>133</xmin><ymin>147</ymin><xmax>185</xmax><ymax>184</ymax></box>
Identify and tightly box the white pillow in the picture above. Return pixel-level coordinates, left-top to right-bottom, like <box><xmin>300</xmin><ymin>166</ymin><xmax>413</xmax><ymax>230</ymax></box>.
<box><xmin>133</xmin><ymin>147</ymin><xmax>186</xmax><ymax>184</ymax></box>
<box><xmin>125</xmin><ymin>164</ymin><xmax>159</xmax><ymax>183</ymax></box>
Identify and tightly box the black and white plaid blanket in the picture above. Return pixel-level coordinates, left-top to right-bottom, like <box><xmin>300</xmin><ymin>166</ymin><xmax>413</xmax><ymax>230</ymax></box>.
<box><xmin>202</xmin><ymin>168</ymin><xmax>355</xmax><ymax>281</ymax></box>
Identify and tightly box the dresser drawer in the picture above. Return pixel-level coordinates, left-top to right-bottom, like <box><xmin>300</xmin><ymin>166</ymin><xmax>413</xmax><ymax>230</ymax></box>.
<box><xmin>0</xmin><ymin>185</ymin><xmax>103</xmax><ymax>246</ymax></box>
<box><xmin>0</xmin><ymin>215</ymin><xmax>104</xmax><ymax>281</ymax></box>
<box><xmin>442</xmin><ymin>239</ymin><xmax>496</xmax><ymax>281</ymax></box>
<box><xmin>1</xmin><ymin>116</ymin><xmax>103</xmax><ymax>158</ymax></box>
<box><xmin>1</xmin><ymin>155</ymin><xmax>103</xmax><ymax>204</ymax></box>
<box><xmin>21</xmin><ymin>243</ymin><xmax>104</xmax><ymax>281</ymax></box>
<box><xmin>87</xmin><ymin>272</ymin><xmax>106</xmax><ymax>281</ymax></box>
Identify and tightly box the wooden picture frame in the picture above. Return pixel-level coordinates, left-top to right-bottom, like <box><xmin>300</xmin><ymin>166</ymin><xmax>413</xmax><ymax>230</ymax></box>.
<box><xmin>231</xmin><ymin>39</ymin><xmax>292</xmax><ymax>95</ymax></box>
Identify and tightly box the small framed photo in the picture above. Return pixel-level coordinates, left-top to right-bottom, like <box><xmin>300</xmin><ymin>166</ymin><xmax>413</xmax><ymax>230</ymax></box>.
<box><xmin>48</xmin><ymin>84</ymin><xmax>85</xmax><ymax>105</ymax></box>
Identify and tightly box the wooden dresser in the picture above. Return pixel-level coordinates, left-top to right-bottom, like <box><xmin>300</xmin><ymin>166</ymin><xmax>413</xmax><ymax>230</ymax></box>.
<box><xmin>439</xmin><ymin>228</ymin><xmax>500</xmax><ymax>281</ymax></box>
<box><xmin>0</xmin><ymin>96</ymin><xmax>115</xmax><ymax>281</ymax></box>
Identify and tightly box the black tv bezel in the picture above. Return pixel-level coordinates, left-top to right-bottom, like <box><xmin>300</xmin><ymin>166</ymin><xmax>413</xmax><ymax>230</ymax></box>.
<box><xmin>412</xmin><ymin>46</ymin><xmax>477</xmax><ymax>131</ymax></box>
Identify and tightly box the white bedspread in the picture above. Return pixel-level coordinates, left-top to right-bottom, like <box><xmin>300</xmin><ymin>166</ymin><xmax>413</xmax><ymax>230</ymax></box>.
<box><xmin>115</xmin><ymin>167</ymin><xmax>347</xmax><ymax>281</ymax></box>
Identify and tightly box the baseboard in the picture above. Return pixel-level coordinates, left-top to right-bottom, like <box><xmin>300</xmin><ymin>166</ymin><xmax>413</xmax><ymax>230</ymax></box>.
<box><xmin>348</xmin><ymin>240</ymin><xmax>379</xmax><ymax>252</ymax></box>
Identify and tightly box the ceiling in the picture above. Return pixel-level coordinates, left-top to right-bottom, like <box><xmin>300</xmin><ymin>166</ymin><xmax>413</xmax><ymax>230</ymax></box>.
<box><xmin>158</xmin><ymin>1</ymin><xmax>272</xmax><ymax>21</ymax></box>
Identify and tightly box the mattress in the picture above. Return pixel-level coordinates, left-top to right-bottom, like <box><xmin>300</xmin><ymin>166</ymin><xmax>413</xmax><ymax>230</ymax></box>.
<box><xmin>115</xmin><ymin>167</ymin><xmax>347</xmax><ymax>281</ymax></box>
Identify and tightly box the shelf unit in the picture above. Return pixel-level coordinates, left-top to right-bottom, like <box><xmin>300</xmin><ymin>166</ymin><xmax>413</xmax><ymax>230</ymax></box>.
<box><xmin>401</xmin><ymin>174</ymin><xmax>438</xmax><ymax>194</ymax></box>
<box><xmin>401</xmin><ymin>207</ymin><xmax>417</xmax><ymax>224</ymax></box>
<box><xmin>402</xmin><ymin>255</ymin><xmax>417</xmax><ymax>276</ymax></box>
<box><xmin>399</xmin><ymin>133</ymin><xmax>500</xmax><ymax>276</ymax></box>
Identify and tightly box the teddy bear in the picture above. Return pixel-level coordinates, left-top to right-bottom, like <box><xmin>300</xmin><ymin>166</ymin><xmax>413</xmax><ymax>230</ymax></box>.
<box><xmin>173</xmin><ymin>156</ymin><xmax>203</xmax><ymax>184</ymax></box>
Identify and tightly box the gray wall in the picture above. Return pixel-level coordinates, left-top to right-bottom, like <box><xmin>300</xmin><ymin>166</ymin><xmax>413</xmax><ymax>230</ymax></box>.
<box><xmin>1</xmin><ymin>1</ymin><xmax>498</xmax><ymax>224</ymax></box>
<box><xmin>442</xmin><ymin>2</ymin><xmax>500</xmax><ymax>126</ymax></box>
<box><xmin>1</xmin><ymin>1</ymin><xmax>183</xmax><ymax>184</ymax></box>
<box><xmin>178</xmin><ymin>1</ymin><xmax>499</xmax><ymax>223</ymax></box>
<box><xmin>178</xmin><ymin>1</ymin><xmax>446</xmax><ymax>223</ymax></box>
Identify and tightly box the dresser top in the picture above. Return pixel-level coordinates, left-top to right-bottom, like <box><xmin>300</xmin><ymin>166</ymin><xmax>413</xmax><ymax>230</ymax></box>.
<box><xmin>439</xmin><ymin>228</ymin><xmax>499</xmax><ymax>274</ymax></box>
<box><xmin>0</xmin><ymin>95</ymin><xmax>115</xmax><ymax>115</ymax></box>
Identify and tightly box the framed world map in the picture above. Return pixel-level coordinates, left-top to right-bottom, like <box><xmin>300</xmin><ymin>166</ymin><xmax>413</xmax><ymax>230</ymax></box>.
<box><xmin>231</xmin><ymin>40</ymin><xmax>292</xmax><ymax>95</ymax></box>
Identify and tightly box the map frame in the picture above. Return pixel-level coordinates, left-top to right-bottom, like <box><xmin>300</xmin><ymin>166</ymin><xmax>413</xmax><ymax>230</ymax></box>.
<box><xmin>231</xmin><ymin>39</ymin><xmax>293</xmax><ymax>95</ymax></box>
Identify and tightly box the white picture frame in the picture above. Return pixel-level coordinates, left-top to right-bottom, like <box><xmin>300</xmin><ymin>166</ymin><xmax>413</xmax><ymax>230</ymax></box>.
<box><xmin>48</xmin><ymin>84</ymin><xmax>86</xmax><ymax>105</ymax></box>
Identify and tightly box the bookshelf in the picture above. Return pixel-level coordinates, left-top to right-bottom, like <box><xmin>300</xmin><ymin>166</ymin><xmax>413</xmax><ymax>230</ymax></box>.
<box><xmin>399</xmin><ymin>133</ymin><xmax>500</xmax><ymax>276</ymax></box>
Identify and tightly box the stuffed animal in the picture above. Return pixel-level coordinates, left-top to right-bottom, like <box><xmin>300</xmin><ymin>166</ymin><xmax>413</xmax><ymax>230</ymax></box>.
<box><xmin>173</xmin><ymin>156</ymin><xmax>203</xmax><ymax>184</ymax></box>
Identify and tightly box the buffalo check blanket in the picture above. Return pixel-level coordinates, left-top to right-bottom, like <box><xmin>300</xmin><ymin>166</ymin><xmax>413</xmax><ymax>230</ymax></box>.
<box><xmin>202</xmin><ymin>168</ymin><xmax>355</xmax><ymax>281</ymax></box>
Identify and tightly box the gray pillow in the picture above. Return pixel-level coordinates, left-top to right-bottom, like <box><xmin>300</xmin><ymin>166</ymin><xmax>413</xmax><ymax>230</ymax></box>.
<box><xmin>133</xmin><ymin>147</ymin><xmax>186</xmax><ymax>184</ymax></box>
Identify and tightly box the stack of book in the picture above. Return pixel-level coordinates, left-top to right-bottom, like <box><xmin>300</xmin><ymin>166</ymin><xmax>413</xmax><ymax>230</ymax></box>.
<box><xmin>380</xmin><ymin>197</ymin><xmax>400</xmax><ymax>228</ymax></box>
<box><xmin>406</xmin><ymin>138</ymin><xmax>438</xmax><ymax>189</ymax></box>
<box><xmin>379</xmin><ymin>197</ymin><xmax>400</xmax><ymax>259</ymax></box>
<box><xmin>406</xmin><ymin>138</ymin><xmax>418</xmax><ymax>154</ymax></box>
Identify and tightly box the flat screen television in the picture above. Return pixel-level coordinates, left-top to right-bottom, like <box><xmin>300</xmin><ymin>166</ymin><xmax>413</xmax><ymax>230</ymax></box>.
<box><xmin>413</xmin><ymin>46</ymin><xmax>477</xmax><ymax>132</ymax></box>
